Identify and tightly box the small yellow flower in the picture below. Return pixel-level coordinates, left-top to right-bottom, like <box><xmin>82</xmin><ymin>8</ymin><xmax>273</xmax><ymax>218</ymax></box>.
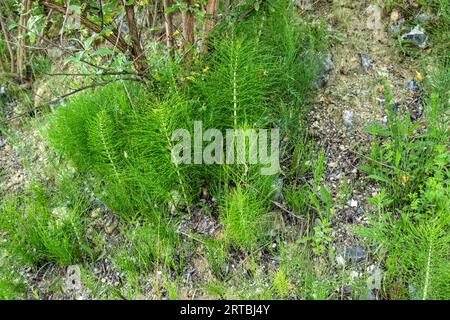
<box><xmin>173</xmin><ymin>30</ymin><xmax>180</xmax><ymax>37</ymax></box>
<box><xmin>202</xmin><ymin>67</ymin><xmax>209</xmax><ymax>73</ymax></box>
<box><xmin>416</xmin><ymin>71</ymin><xmax>424</xmax><ymax>82</ymax></box>
<box><xmin>400</xmin><ymin>175</ymin><xmax>409</xmax><ymax>185</ymax></box>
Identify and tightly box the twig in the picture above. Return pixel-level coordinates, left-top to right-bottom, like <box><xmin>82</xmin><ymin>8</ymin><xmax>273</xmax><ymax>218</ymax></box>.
<box><xmin>41</xmin><ymin>71</ymin><xmax>137</xmax><ymax>77</ymax></box>
<box><xmin>272</xmin><ymin>200</ymin><xmax>302</xmax><ymax>219</ymax></box>
<box><xmin>8</xmin><ymin>77</ymin><xmax>143</xmax><ymax>120</ymax></box>
<box><xmin>0</xmin><ymin>10</ymin><xmax>15</xmax><ymax>73</ymax></box>
<box><xmin>177</xmin><ymin>230</ymin><xmax>206</xmax><ymax>245</ymax></box>
<box><xmin>59</xmin><ymin>0</ymin><xmax>70</xmax><ymax>46</ymax></box>
<box><xmin>347</xmin><ymin>146</ymin><xmax>407</xmax><ymax>173</ymax></box>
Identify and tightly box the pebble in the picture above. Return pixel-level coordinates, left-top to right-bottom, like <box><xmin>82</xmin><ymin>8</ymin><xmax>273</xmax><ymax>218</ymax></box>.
<box><xmin>390</xmin><ymin>9</ymin><xmax>400</xmax><ymax>23</ymax></box>
<box><xmin>348</xmin><ymin>198</ymin><xmax>358</xmax><ymax>207</ymax></box>
<box><xmin>406</xmin><ymin>80</ymin><xmax>420</xmax><ymax>91</ymax></box>
<box><xmin>316</xmin><ymin>55</ymin><xmax>334</xmax><ymax>88</ymax></box>
<box><xmin>367</xmin><ymin>266</ymin><xmax>382</xmax><ymax>290</ymax></box>
<box><xmin>401</xmin><ymin>25</ymin><xmax>428</xmax><ymax>49</ymax></box>
<box><xmin>358</xmin><ymin>53</ymin><xmax>371</xmax><ymax>72</ymax></box>
<box><xmin>342</xmin><ymin>110</ymin><xmax>354</xmax><ymax>127</ymax></box>
<box><xmin>367</xmin><ymin>290</ymin><xmax>377</xmax><ymax>300</ymax></box>
<box><xmin>389</xmin><ymin>18</ymin><xmax>405</xmax><ymax>36</ymax></box>
<box><xmin>105</xmin><ymin>217</ymin><xmax>118</xmax><ymax>234</ymax></box>
<box><xmin>340</xmin><ymin>246</ymin><xmax>367</xmax><ymax>264</ymax></box>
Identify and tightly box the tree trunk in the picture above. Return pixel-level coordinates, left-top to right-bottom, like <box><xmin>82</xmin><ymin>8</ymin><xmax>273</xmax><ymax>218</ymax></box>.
<box><xmin>16</xmin><ymin>0</ymin><xmax>31</xmax><ymax>77</ymax></box>
<box><xmin>201</xmin><ymin>0</ymin><xmax>219</xmax><ymax>53</ymax></box>
<box><xmin>181</xmin><ymin>0</ymin><xmax>195</xmax><ymax>52</ymax></box>
<box><xmin>124</xmin><ymin>4</ymin><xmax>146</xmax><ymax>72</ymax></box>
<box><xmin>163</xmin><ymin>0</ymin><xmax>175</xmax><ymax>59</ymax></box>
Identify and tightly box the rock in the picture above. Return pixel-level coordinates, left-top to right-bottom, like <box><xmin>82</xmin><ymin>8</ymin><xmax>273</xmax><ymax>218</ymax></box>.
<box><xmin>358</xmin><ymin>53</ymin><xmax>371</xmax><ymax>72</ymax></box>
<box><xmin>367</xmin><ymin>266</ymin><xmax>382</xmax><ymax>290</ymax></box>
<box><xmin>3</xmin><ymin>143</ymin><xmax>11</xmax><ymax>153</ymax></box>
<box><xmin>316</xmin><ymin>55</ymin><xmax>334</xmax><ymax>88</ymax></box>
<box><xmin>64</xmin><ymin>265</ymin><xmax>82</xmax><ymax>293</ymax></box>
<box><xmin>408</xmin><ymin>284</ymin><xmax>419</xmax><ymax>299</ymax></box>
<box><xmin>390</xmin><ymin>9</ymin><xmax>400</xmax><ymax>23</ymax></box>
<box><xmin>5</xmin><ymin>172</ymin><xmax>24</xmax><ymax>189</ymax></box>
<box><xmin>401</xmin><ymin>25</ymin><xmax>428</xmax><ymax>49</ymax></box>
<box><xmin>406</xmin><ymin>80</ymin><xmax>420</xmax><ymax>91</ymax></box>
<box><xmin>0</xmin><ymin>86</ymin><xmax>6</xmax><ymax>95</ymax></box>
<box><xmin>168</xmin><ymin>190</ymin><xmax>183</xmax><ymax>215</ymax></box>
<box><xmin>389</xmin><ymin>18</ymin><xmax>405</xmax><ymax>36</ymax></box>
<box><xmin>336</xmin><ymin>254</ymin><xmax>346</xmax><ymax>267</ymax></box>
<box><xmin>52</xmin><ymin>207</ymin><xmax>71</xmax><ymax>224</ymax></box>
<box><xmin>366</xmin><ymin>4</ymin><xmax>383</xmax><ymax>38</ymax></box>
<box><xmin>341</xmin><ymin>246</ymin><xmax>367</xmax><ymax>264</ymax></box>
<box><xmin>348</xmin><ymin>198</ymin><xmax>358</xmax><ymax>207</ymax></box>
<box><xmin>105</xmin><ymin>216</ymin><xmax>118</xmax><ymax>234</ymax></box>
<box><xmin>342</xmin><ymin>110</ymin><xmax>354</xmax><ymax>127</ymax></box>
<box><xmin>366</xmin><ymin>290</ymin><xmax>377</xmax><ymax>300</ymax></box>
<box><xmin>343</xmin><ymin>285</ymin><xmax>351</xmax><ymax>297</ymax></box>
<box><xmin>293</xmin><ymin>0</ymin><xmax>312</xmax><ymax>10</ymax></box>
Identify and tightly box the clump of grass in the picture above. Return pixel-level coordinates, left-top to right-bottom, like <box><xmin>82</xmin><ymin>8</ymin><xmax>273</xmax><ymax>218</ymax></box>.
<box><xmin>0</xmin><ymin>179</ymin><xmax>92</xmax><ymax>266</ymax></box>
<box><xmin>0</xmin><ymin>254</ymin><xmax>27</xmax><ymax>299</ymax></box>
<box><xmin>195</xmin><ymin>30</ymin><xmax>274</xmax><ymax>131</ymax></box>
<box><xmin>360</xmin><ymin>187</ymin><xmax>450</xmax><ymax>299</ymax></box>
<box><xmin>275</xmin><ymin>241</ymin><xmax>339</xmax><ymax>300</ymax></box>
<box><xmin>196</xmin><ymin>0</ymin><xmax>327</xmax><ymax>251</ymax></box>
<box><xmin>359</xmin><ymin>67</ymin><xmax>450</xmax><ymax>299</ymax></box>
<box><xmin>219</xmin><ymin>180</ymin><xmax>272</xmax><ymax>250</ymax></box>
<box><xmin>363</xmin><ymin>77</ymin><xmax>448</xmax><ymax>209</ymax></box>
<box><xmin>114</xmin><ymin>209</ymin><xmax>183</xmax><ymax>274</ymax></box>
<box><xmin>47</xmin><ymin>82</ymin><xmax>197</xmax><ymax>219</ymax></box>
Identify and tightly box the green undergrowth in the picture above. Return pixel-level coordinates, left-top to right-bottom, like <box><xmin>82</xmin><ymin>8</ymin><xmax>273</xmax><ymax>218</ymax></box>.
<box><xmin>385</xmin><ymin>0</ymin><xmax>450</xmax><ymax>57</ymax></box>
<box><xmin>1</xmin><ymin>1</ymin><xmax>359</xmax><ymax>299</ymax></box>
<box><xmin>45</xmin><ymin>0</ymin><xmax>327</xmax><ymax>252</ymax></box>
<box><xmin>359</xmin><ymin>65</ymin><xmax>449</xmax><ymax>299</ymax></box>
<box><xmin>0</xmin><ymin>174</ymin><xmax>93</xmax><ymax>266</ymax></box>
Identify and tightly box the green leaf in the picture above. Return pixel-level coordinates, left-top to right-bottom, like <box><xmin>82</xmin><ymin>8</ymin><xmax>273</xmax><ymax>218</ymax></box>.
<box><xmin>91</xmin><ymin>48</ymin><xmax>115</xmax><ymax>56</ymax></box>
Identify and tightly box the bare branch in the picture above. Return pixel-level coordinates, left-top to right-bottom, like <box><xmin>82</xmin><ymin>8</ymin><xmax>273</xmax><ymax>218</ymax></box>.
<box><xmin>9</xmin><ymin>77</ymin><xmax>144</xmax><ymax>120</ymax></box>
<box><xmin>0</xmin><ymin>10</ymin><xmax>15</xmax><ymax>73</ymax></box>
